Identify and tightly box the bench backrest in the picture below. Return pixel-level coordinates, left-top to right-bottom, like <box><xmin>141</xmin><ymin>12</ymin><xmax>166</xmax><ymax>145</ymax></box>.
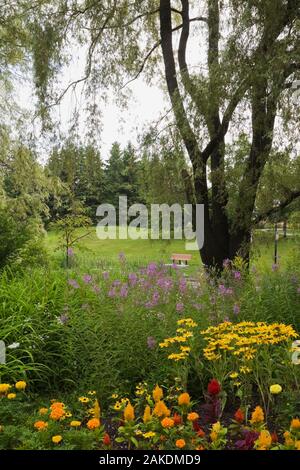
<box><xmin>171</xmin><ymin>253</ymin><xmax>192</xmax><ymax>261</ymax></box>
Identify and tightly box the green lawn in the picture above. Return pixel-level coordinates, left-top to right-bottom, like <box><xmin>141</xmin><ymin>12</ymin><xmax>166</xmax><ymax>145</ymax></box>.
<box><xmin>45</xmin><ymin>226</ymin><xmax>300</xmax><ymax>273</ymax></box>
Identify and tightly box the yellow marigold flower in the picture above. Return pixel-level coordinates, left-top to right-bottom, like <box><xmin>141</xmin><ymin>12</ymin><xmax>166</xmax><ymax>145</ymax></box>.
<box><xmin>161</xmin><ymin>417</ymin><xmax>175</xmax><ymax>428</ymax></box>
<box><xmin>210</xmin><ymin>431</ymin><xmax>218</xmax><ymax>442</ymax></box>
<box><xmin>87</xmin><ymin>418</ymin><xmax>100</xmax><ymax>430</ymax></box>
<box><xmin>34</xmin><ymin>421</ymin><xmax>48</xmax><ymax>431</ymax></box>
<box><xmin>291</xmin><ymin>418</ymin><xmax>300</xmax><ymax>430</ymax></box>
<box><xmin>153</xmin><ymin>400</ymin><xmax>171</xmax><ymax>418</ymax></box>
<box><xmin>7</xmin><ymin>393</ymin><xmax>16</xmax><ymax>400</ymax></box>
<box><xmin>143</xmin><ymin>405</ymin><xmax>152</xmax><ymax>424</ymax></box>
<box><xmin>15</xmin><ymin>381</ymin><xmax>26</xmax><ymax>391</ymax></box>
<box><xmin>250</xmin><ymin>406</ymin><xmax>264</xmax><ymax>425</ymax></box>
<box><xmin>256</xmin><ymin>430</ymin><xmax>272</xmax><ymax>450</ymax></box>
<box><xmin>295</xmin><ymin>441</ymin><xmax>300</xmax><ymax>450</ymax></box>
<box><xmin>187</xmin><ymin>412</ymin><xmax>199</xmax><ymax>422</ymax></box>
<box><xmin>78</xmin><ymin>396</ymin><xmax>90</xmax><ymax>403</ymax></box>
<box><xmin>143</xmin><ymin>431</ymin><xmax>156</xmax><ymax>439</ymax></box>
<box><xmin>229</xmin><ymin>372</ymin><xmax>238</xmax><ymax>379</ymax></box>
<box><xmin>52</xmin><ymin>435</ymin><xmax>63</xmax><ymax>444</ymax></box>
<box><xmin>70</xmin><ymin>420</ymin><xmax>81</xmax><ymax>427</ymax></box>
<box><xmin>269</xmin><ymin>384</ymin><xmax>282</xmax><ymax>395</ymax></box>
<box><xmin>124</xmin><ymin>402</ymin><xmax>135</xmax><ymax>422</ymax></box>
<box><xmin>178</xmin><ymin>392</ymin><xmax>190</xmax><ymax>406</ymax></box>
<box><xmin>176</xmin><ymin>439</ymin><xmax>186</xmax><ymax>449</ymax></box>
<box><xmin>0</xmin><ymin>384</ymin><xmax>11</xmax><ymax>394</ymax></box>
<box><xmin>39</xmin><ymin>408</ymin><xmax>48</xmax><ymax>415</ymax></box>
<box><xmin>153</xmin><ymin>385</ymin><xmax>163</xmax><ymax>402</ymax></box>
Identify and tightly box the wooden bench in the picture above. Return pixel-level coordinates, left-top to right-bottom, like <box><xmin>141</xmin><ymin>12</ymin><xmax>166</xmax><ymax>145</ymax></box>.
<box><xmin>171</xmin><ymin>253</ymin><xmax>192</xmax><ymax>266</ymax></box>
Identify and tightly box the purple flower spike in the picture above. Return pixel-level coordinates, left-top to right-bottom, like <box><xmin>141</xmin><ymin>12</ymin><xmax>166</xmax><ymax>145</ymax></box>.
<box><xmin>83</xmin><ymin>274</ymin><xmax>92</xmax><ymax>284</ymax></box>
<box><xmin>147</xmin><ymin>336</ymin><xmax>156</xmax><ymax>350</ymax></box>
<box><xmin>68</xmin><ymin>279</ymin><xmax>79</xmax><ymax>289</ymax></box>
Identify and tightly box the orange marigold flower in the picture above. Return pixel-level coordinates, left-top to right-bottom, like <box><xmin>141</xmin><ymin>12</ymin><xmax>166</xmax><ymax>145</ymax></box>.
<box><xmin>291</xmin><ymin>418</ymin><xmax>300</xmax><ymax>430</ymax></box>
<box><xmin>34</xmin><ymin>420</ymin><xmax>48</xmax><ymax>431</ymax></box>
<box><xmin>153</xmin><ymin>385</ymin><xmax>163</xmax><ymax>403</ymax></box>
<box><xmin>50</xmin><ymin>402</ymin><xmax>65</xmax><ymax>410</ymax></box>
<box><xmin>250</xmin><ymin>406</ymin><xmax>264</xmax><ymax>425</ymax></box>
<box><xmin>124</xmin><ymin>402</ymin><xmax>135</xmax><ymax>422</ymax></box>
<box><xmin>50</xmin><ymin>407</ymin><xmax>65</xmax><ymax>421</ymax></box>
<box><xmin>176</xmin><ymin>439</ymin><xmax>186</xmax><ymax>449</ymax></box>
<box><xmin>196</xmin><ymin>445</ymin><xmax>205</xmax><ymax>450</ymax></box>
<box><xmin>153</xmin><ymin>400</ymin><xmax>170</xmax><ymax>418</ymax></box>
<box><xmin>161</xmin><ymin>417</ymin><xmax>175</xmax><ymax>428</ymax></box>
<box><xmin>234</xmin><ymin>408</ymin><xmax>244</xmax><ymax>423</ymax></box>
<box><xmin>178</xmin><ymin>392</ymin><xmax>190</xmax><ymax>406</ymax></box>
<box><xmin>187</xmin><ymin>412</ymin><xmax>199</xmax><ymax>422</ymax></box>
<box><xmin>87</xmin><ymin>418</ymin><xmax>100</xmax><ymax>430</ymax></box>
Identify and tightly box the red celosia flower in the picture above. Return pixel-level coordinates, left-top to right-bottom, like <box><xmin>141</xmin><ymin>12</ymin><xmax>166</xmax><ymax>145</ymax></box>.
<box><xmin>207</xmin><ymin>379</ymin><xmax>221</xmax><ymax>396</ymax></box>
<box><xmin>271</xmin><ymin>432</ymin><xmax>278</xmax><ymax>443</ymax></box>
<box><xmin>234</xmin><ymin>408</ymin><xmax>244</xmax><ymax>423</ymax></box>
<box><xmin>197</xmin><ymin>428</ymin><xmax>205</xmax><ymax>438</ymax></box>
<box><xmin>103</xmin><ymin>433</ymin><xmax>111</xmax><ymax>446</ymax></box>
<box><xmin>193</xmin><ymin>420</ymin><xmax>201</xmax><ymax>432</ymax></box>
<box><xmin>173</xmin><ymin>413</ymin><xmax>182</xmax><ymax>425</ymax></box>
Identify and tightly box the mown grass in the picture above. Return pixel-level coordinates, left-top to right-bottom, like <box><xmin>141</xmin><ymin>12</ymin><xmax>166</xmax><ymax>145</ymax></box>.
<box><xmin>45</xmin><ymin>226</ymin><xmax>300</xmax><ymax>273</ymax></box>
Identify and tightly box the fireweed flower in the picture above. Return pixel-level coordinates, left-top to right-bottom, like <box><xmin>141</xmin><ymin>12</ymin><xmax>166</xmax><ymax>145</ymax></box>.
<box><xmin>147</xmin><ymin>336</ymin><xmax>156</xmax><ymax>350</ymax></box>
<box><xmin>233</xmin><ymin>304</ymin><xmax>240</xmax><ymax>315</ymax></box>
<box><xmin>176</xmin><ymin>303</ymin><xmax>184</xmax><ymax>312</ymax></box>
<box><xmin>68</xmin><ymin>279</ymin><xmax>79</xmax><ymax>289</ymax></box>
<box><xmin>82</xmin><ymin>274</ymin><xmax>92</xmax><ymax>284</ymax></box>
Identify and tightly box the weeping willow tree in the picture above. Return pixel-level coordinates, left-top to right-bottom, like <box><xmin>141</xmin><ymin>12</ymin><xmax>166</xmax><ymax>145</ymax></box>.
<box><xmin>30</xmin><ymin>0</ymin><xmax>300</xmax><ymax>269</ymax></box>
